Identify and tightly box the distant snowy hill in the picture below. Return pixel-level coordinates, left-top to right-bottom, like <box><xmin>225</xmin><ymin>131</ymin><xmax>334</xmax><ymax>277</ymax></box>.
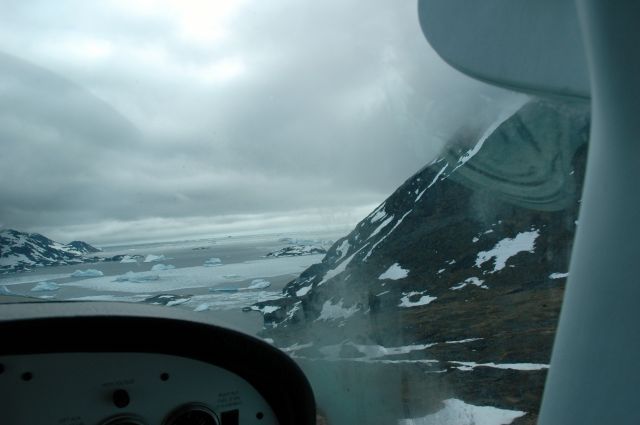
<box><xmin>254</xmin><ymin>100</ymin><xmax>590</xmax><ymax>424</ymax></box>
<box><xmin>266</xmin><ymin>245</ymin><xmax>327</xmax><ymax>257</ymax></box>
<box><xmin>0</xmin><ymin>229</ymin><xmax>100</xmax><ymax>272</ymax></box>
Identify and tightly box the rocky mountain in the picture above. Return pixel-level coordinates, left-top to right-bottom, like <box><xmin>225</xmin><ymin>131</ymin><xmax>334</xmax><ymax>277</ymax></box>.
<box><xmin>254</xmin><ymin>99</ymin><xmax>590</xmax><ymax>424</ymax></box>
<box><xmin>65</xmin><ymin>240</ymin><xmax>101</xmax><ymax>254</ymax></box>
<box><xmin>0</xmin><ymin>229</ymin><xmax>100</xmax><ymax>272</ymax></box>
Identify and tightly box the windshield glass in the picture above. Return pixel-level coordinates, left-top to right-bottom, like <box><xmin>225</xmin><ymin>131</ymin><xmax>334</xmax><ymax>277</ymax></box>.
<box><xmin>0</xmin><ymin>1</ymin><xmax>589</xmax><ymax>424</ymax></box>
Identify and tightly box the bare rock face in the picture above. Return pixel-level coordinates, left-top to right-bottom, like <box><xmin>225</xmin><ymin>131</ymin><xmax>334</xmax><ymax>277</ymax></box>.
<box><xmin>254</xmin><ymin>99</ymin><xmax>590</xmax><ymax>424</ymax></box>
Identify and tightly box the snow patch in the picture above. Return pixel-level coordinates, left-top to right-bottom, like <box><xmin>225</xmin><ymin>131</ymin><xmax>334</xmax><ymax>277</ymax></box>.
<box><xmin>335</xmin><ymin>239</ymin><xmax>351</xmax><ymax>262</ymax></box>
<box><xmin>368</xmin><ymin>205</ymin><xmax>387</xmax><ymax>223</ymax></box>
<box><xmin>368</xmin><ymin>215</ymin><xmax>394</xmax><ymax>240</ymax></box>
<box><xmin>399</xmin><ymin>291</ymin><xmax>437</xmax><ymax>308</ymax></box>
<box><xmin>363</xmin><ymin>209</ymin><xmax>412</xmax><ymax>261</ymax></box>
<box><xmin>451</xmin><ymin>361</ymin><xmax>549</xmax><ymax>371</ymax></box>
<box><xmin>317</xmin><ymin>300</ymin><xmax>359</xmax><ymax>321</ymax></box>
<box><xmin>549</xmin><ymin>272</ymin><xmax>569</xmax><ymax>279</ymax></box>
<box><xmin>451</xmin><ymin>277</ymin><xmax>488</xmax><ymax>290</ymax></box>
<box><xmin>475</xmin><ymin>230</ymin><xmax>539</xmax><ymax>273</ymax></box>
<box><xmin>398</xmin><ymin>398</ymin><xmax>526</xmax><ymax>425</ymax></box>
<box><xmin>445</xmin><ymin>338</ymin><xmax>483</xmax><ymax>344</ymax></box>
<box><xmin>296</xmin><ymin>285</ymin><xmax>312</xmax><ymax>296</ymax></box>
<box><xmin>378</xmin><ymin>263</ymin><xmax>409</xmax><ymax>280</ymax></box>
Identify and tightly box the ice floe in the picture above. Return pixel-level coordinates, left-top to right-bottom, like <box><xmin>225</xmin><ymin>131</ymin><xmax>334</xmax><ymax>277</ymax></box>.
<box><xmin>204</xmin><ymin>257</ymin><xmax>223</xmax><ymax>267</ymax></box>
<box><xmin>71</xmin><ymin>269</ymin><xmax>104</xmax><ymax>278</ymax></box>
<box><xmin>549</xmin><ymin>272</ymin><xmax>569</xmax><ymax>279</ymax></box>
<box><xmin>114</xmin><ymin>271</ymin><xmax>160</xmax><ymax>283</ymax></box>
<box><xmin>194</xmin><ymin>303</ymin><xmax>209</xmax><ymax>312</ymax></box>
<box><xmin>248</xmin><ymin>279</ymin><xmax>271</xmax><ymax>289</ymax></box>
<box><xmin>151</xmin><ymin>264</ymin><xmax>175</xmax><ymax>271</ymax></box>
<box><xmin>119</xmin><ymin>255</ymin><xmax>138</xmax><ymax>263</ymax></box>
<box><xmin>144</xmin><ymin>254</ymin><xmax>166</xmax><ymax>263</ymax></box>
<box><xmin>30</xmin><ymin>281</ymin><xmax>60</xmax><ymax>292</ymax></box>
<box><xmin>62</xmin><ymin>255</ymin><xmax>321</xmax><ymax>293</ymax></box>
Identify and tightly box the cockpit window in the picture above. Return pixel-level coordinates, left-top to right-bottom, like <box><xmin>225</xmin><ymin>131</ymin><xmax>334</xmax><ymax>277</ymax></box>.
<box><xmin>0</xmin><ymin>1</ymin><xmax>588</xmax><ymax>424</ymax></box>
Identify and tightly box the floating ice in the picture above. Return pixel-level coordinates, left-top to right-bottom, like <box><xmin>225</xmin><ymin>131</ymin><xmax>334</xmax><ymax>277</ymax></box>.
<box><xmin>399</xmin><ymin>291</ymin><xmax>436</xmax><ymax>307</ymax></box>
<box><xmin>119</xmin><ymin>255</ymin><xmax>138</xmax><ymax>263</ymax></box>
<box><xmin>248</xmin><ymin>279</ymin><xmax>271</xmax><ymax>289</ymax></box>
<box><xmin>114</xmin><ymin>271</ymin><xmax>160</xmax><ymax>283</ymax></box>
<box><xmin>63</xmin><ymin>255</ymin><xmax>321</xmax><ymax>294</ymax></box>
<box><xmin>31</xmin><ymin>281</ymin><xmax>60</xmax><ymax>292</ymax></box>
<box><xmin>194</xmin><ymin>303</ymin><xmax>209</xmax><ymax>312</ymax></box>
<box><xmin>151</xmin><ymin>264</ymin><xmax>175</xmax><ymax>271</ymax></box>
<box><xmin>476</xmin><ymin>230</ymin><xmax>539</xmax><ymax>273</ymax></box>
<box><xmin>549</xmin><ymin>272</ymin><xmax>569</xmax><ymax>279</ymax></box>
<box><xmin>144</xmin><ymin>254</ymin><xmax>166</xmax><ymax>263</ymax></box>
<box><xmin>204</xmin><ymin>257</ymin><xmax>222</xmax><ymax>267</ymax></box>
<box><xmin>398</xmin><ymin>398</ymin><xmax>526</xmax><ymax>425</ymax></box>
<box><xmin>71</xmin><ymin>269</ymin><xmax>104</xmax><ymax>278</ymax></box>
<box><xmin>0</xmin><ymin>285</ymin><xmax>13</xmax><ymax>295</ymax></box>
<box><xmin>379</xmin><ymin>263</ymin><xmax>409</xmax><ymax>280</ymax></box>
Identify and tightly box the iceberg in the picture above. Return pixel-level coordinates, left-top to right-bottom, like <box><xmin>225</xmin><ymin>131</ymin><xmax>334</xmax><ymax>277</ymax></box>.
<box><xmin>204</xmin><ymin>257</ymin><xmax>222</xmax><ymax>267</ymax></box>
<box><xmin>31</xmin><ymin>281</ymin><xmax>60</xmax><ymax>292</ymax></box>
<box><xmin>144</xmin><ymin>254</ymin><xmax>166</xmax><ymax>263</ymax></box>
<box><xmin>248</xmin><ymin>279</ymin><xmax>271</xmax><ymax>290</ymax></box>
<box><xmin>71</xmin><ymin>269</ymin><xmax>104</xmax><ymax>278</ymax></box>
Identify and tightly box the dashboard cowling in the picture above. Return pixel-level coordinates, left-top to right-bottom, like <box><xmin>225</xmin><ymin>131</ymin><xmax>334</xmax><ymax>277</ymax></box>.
<box><xmin>0</xmin><ymin>302</ymin><xmax>316</xmax><ymax>425</ymax></box>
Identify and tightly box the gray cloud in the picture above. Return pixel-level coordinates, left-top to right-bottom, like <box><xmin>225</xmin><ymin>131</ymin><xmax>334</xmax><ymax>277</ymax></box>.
<box><xmin>0</xmin><ymin>0</ymin><xmax>524</xmax><ymax>244</ymax></box>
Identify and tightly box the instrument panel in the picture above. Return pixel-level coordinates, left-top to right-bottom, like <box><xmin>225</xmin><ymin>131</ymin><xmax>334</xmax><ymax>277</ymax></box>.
<box><xmin>0</xmin><ymin>302</ymin><xmax>315</xmax><ymax>425</ymax></box>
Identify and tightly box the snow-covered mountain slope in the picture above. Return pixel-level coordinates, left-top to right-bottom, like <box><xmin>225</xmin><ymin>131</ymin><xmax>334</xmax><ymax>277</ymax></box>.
<box><xmin>0</xmin><ymin>229</ymin><xmax>100</xmax><ymax>272</ymax></box>
<box><xmin>254</xmin><ymin>99</ymin><xmax>590</xmax><ymax>424</ymax></box>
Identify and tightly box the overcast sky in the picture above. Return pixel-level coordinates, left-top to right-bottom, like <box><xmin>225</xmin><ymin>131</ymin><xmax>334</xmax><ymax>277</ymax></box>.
<box><xmin>0</xmin><ymin>0</ymin><xmax>522</xmax><ymax>245</ymax></box>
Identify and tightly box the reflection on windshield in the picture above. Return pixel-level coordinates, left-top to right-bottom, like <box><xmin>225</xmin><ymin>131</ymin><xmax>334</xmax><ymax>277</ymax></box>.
<box><xmin>0</xmin><ymin>2</ymin><xmax>589</xmax><ymax>425</ymax></box>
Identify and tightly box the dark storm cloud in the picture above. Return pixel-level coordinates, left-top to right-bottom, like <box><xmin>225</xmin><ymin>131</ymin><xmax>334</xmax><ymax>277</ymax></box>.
<box><xmin>0</xmin><ymin>0</ymin><xmax>525</xmax><ymax>243</ymax></box>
